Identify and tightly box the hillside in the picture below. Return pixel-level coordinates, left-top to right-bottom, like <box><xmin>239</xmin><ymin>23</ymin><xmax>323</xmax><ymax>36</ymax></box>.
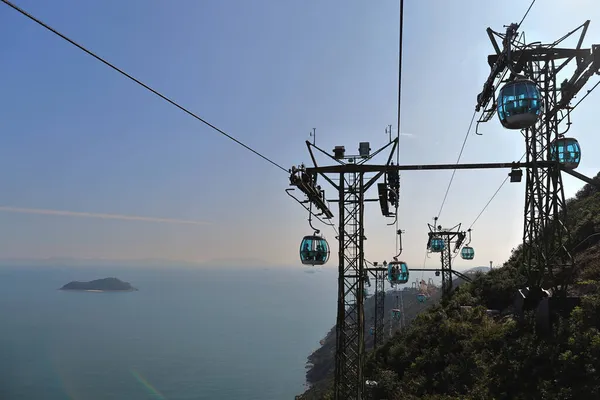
<box><xmin>60</xmin><ymin>277</ymin><xmax>137</xmax><ymax>291</ymax></box>
<box><xmin>304</xmin><ymin>286</ymin><xmax>440</xmax><ymax>389</ymax></box>
<box><xmin>301</xmin><ymin>272</ymin><xmax>483</xmax><ymax>398</ymax></box>
<box><xmin>298</xmin><ymin>171</ymin><xmax>600</xmax><ymax>399</ymax></box>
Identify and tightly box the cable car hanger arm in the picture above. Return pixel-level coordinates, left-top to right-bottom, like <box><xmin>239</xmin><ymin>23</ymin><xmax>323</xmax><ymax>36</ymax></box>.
<box><xmin>288</xmin><ymin>167</ymin><xmax>334</xmax><ymax>219</ymax></box>
<box><xmin>395</xmin><ymin>229</ymin><xmax>404</xmax><ymax>258</ymax></box>
<box><xmin>285</xmin><ymin>189</ymin><xmax>335</xmax><ymax>228</ymax></box>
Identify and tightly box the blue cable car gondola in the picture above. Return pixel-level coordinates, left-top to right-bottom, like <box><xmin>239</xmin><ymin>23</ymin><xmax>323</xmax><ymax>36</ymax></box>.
<box><xmin>391</xmin><ymin>308</ymin><xmax>402</xmax><ymax>320</ymax></box>
<box><xmin>417</xmin><ymin>293</ymin><xmax>427</xmax><ymax>303</ymax></box>
<box><xmin>497</xmin><ymin>79</ymin><xmax>543</xmax><ymax>129</ymax></box>
<box><xmin>387</xmin><ymin>260</ymin><xmax>409</xmax><ymax>284</ymax></box>
<box><xmin>430</xmin><ymin>237</ymin><xmax>445</xmax><ymax>253</ymax></box>
<box><xmin>369</xmin><ymin>326</ymin><xmax>374</xmax><ymax>336</ymax></box>
<box><xmin>299</xmin><ymin>234</ymin><xmax>330</xmax><ymax>266</ymax></box>
<box><xmin>461</xmin><ymin>246</ymin><xmax>475</xmax><ymax>260</ymax></box>
<box><xmin>550</xmin><ymin>137</ymin><xmax>581</xmax><ymax>170</ymax></box>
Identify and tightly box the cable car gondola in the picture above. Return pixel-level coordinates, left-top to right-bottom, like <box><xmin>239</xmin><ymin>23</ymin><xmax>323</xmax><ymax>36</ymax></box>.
<box><xmin>460</xmin><ymin>228</ymin><xmax>475</xmax><ymax>260</ymax></box>
<box><xmin>299</xmin><ymin>234</ymin><xmax>330</xmax><ymax>266</ymax></box>
<box><xmin>387</xmin><ymin>260</ymin><xmax>409</xmax><ymax>284</ymax></box>
<box><xmin>417</xmin><ymin>293</ymin><xmax>428</xmax><ymax>303</ymax></box>
<box><xmin>369</xmin><ymin>326</ymin><xmax>374</xmax><ymax>336</ymax></box>
<box><xmin>497</xmin><ymin>79</ymin><xmax>543</xmax><ymax>130</ymax></box>
<box><xmin>550</xmin><ymin>137</ymin><xmax>581</xmax><ymax>170</ymax></box>
<box><xmin>391</xmin><ymin>308</ymin><xmax>402</xmax><ymax>320</ymax></box>
<box><xmin>461</xmin><ymin>246</ymin><xmax>475</xmax><ymax>260</ymax></box>
<box><xmin>430</xmin><ymin>237</ymin><xmax>445</xmax><ymax>253</ymax></box>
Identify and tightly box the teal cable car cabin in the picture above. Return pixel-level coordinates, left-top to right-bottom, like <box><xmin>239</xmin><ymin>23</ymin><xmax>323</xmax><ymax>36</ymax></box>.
<box><xmin>299</xmin><ymin>235</ymin><xmax>330</xmax><ymax>266</ymax></box>
<box><xmin>497</xmin><ymin>79</ymin><xmax>543</xmax><ymax>130</ymax></box>
<box><xmin>387</xmin><ymin>261</ymin><xmax>409</xmax><ymax>284</ymax></box>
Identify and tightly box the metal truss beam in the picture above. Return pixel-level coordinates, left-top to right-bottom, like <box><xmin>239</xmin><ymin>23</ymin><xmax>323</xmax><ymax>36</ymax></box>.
<box><xmin>368</xmin><ymin>267</ymin><xmax>386</xmax><ymax>348</ymax></box>
<box><xmin>306</xmin><ymin>161</ymin><xmax>555</xmax><ymax>175</ymax></box>
<box><xmin>474</xmin><ymin>20</ymin><xmax>600</xmax><ymax>297</ymax></box>
<box><xmin>334</xmin><ymin>172</ymin><xmax>366</xmax><ymax>400</ymax></box>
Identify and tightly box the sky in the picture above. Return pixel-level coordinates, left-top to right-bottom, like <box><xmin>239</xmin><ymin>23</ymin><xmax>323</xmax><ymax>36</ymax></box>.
<box><xmin>0</xmin><ymin>0</ymin><xmax>599</xmax><ymax>269</ymax></box>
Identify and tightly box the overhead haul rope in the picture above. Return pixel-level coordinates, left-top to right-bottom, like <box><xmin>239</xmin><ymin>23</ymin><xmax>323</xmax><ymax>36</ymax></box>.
<box><xmin>466</xmin><ymin>0</ymin><xmax>539</xmax><ymax>229</ymax></box>
<box><xmin>436</xmin><ymin>111</ymin><xmax>477</xmax><ymax>221</ymax></box>
<box><xmin>4</xmin><ymin>0</ymin><xmax>542</xmax><ymax>245</ymax></box>
<box><xmin>2</xmin><ymin>0</ymin><xmax>345</xmax><ymax>239</ymax></box>
<box><xmin>437</xmin><ymin>0</ymin><xmax>536</xmax><ymax>221</ymax></box>
<box><xmin>0</xmin><ymin>0</ymin><xmax>289</xmax><ymax>174</ymax></box>
<box><xmin>394</xmin><ymin>0</ymin><xmax>404</xmax><ymax>257</ymax></box>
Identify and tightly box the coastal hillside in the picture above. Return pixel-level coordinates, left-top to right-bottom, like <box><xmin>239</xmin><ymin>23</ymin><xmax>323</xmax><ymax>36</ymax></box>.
<box><xmin>60</xmin><ymin>277</ymin><xmax>137</xmax><ymax>291</ymax></box>
<box><xmin>299</xmin><ymin>172</ymin><xmax>600</xmax><ymax>399</ymax></box>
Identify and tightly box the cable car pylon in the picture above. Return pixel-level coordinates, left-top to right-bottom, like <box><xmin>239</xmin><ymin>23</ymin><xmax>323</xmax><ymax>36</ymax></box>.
<box><xmin>425</xmin><ymin>218</ymin><xmax>472</xmax><ymax>298</ymax></box>
<box><xmin>365</xmin><ymin>259</ymin><xmax>386</xmax><ymax>350</ymax></box>
<box><xmin>474</xmin><ymin>19</ymin><xmax>600</xmax><ymax>322</ymax></box>
<box><xmin>287</xmin><ymin>17</ymin><xmax>600</xmax><ymax>393</ymax></box>
<box><xmin>287</xmin><ymin>139</ymin><xmax>569</xmax><ymax>399</ymax></box>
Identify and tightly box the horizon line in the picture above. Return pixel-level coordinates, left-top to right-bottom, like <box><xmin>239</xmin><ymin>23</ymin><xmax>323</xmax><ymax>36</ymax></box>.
<box><xmin>0</xmin><ymin>206</ymin><xmax>211</xmax><ymax>225</ymax></box>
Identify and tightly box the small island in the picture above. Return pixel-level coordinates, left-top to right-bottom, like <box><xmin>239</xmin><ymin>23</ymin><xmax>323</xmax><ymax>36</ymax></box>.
<box><xmin>60</xmin><ymin>277</ymin><xmax>137</xmax><ymax>292</ymax></box>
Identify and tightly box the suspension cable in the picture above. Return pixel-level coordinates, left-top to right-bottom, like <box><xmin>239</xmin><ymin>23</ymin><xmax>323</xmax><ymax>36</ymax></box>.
<box><xmin>1</xmin><ymin>0</ymin><xmax>289</xmax><ymax>174</ymax></box>
<box><xmin>517</xmin><ymin>0</ymin><xmax>536</xmax><ymax>29</ymax></box>
<box><xmin>436</xmin><ymin>0</ymin><xmax>536</xmax><ymax>222</ymax></box>
<box><xmin>436</xmin><ymin>110</ymin><xmax>477</xmax><ymax>220</ymax></box>
<box><xmin>468</xmin><ymin>153</ymin><xmax>526</xmax><ymax>230</ymax></box>
<box><xmin>395</xmin><ymin>0</ymin><xmax>404</xmax><ymax>255</ymax></box>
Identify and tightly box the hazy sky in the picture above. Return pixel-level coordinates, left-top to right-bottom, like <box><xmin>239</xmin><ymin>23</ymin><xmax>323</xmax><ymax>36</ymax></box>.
<box><xmin>0</xmin><ymin>0</ymin><xmax>599</xmax><ymax>269</ymax></box>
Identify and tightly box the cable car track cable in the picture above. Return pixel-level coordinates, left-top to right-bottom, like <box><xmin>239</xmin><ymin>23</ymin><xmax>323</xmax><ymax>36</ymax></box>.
<box><xmin>1</xmin><ymin>0</ymin><xmax>289</xmax><ymax>174</ymax></box>
<box><xmin>468</xmin><ymin>152</ymin><xmax>526</xmax><ymax>230</ymax></box>
<box><xmin>436</xmin><ymin>0</ymin><xmax>535</xmax><ymax>222</ymax></box>
<box><xmin>517</xmin><ymin>0</ymin><xmax>536</xmax><ymax>29</ymax></box>
<box><xmin>395</xmin><ymin>0</ymin><xmax>404</xmax><ymax>256</ymax></box>
<box><xmin>436</xmin><ymin>110</ymin><xmax>477</xmax><ymax>220</ymax></box>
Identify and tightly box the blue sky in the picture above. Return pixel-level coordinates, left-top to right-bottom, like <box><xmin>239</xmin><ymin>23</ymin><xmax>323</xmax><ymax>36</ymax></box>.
<box><xmin>0</xmin><ymin>0</ymin><xmax>598</xmax><ymax>269</ymax></box>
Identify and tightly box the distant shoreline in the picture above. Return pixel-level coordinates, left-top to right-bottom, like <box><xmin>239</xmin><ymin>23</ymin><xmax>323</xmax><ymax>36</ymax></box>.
<box><xmin>59</xmin><ymin>288</ymin><xmax>137</xmax><ymax>292</ymax></box>
<box><xmin>59</xmin><ymin>277</ymin><xmax>137</xmax><ymax>292</ymax></box>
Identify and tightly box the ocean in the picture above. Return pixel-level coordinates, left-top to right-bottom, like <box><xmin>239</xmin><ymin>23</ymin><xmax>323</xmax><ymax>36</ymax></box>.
<box><xmin>0</xmin><ymin>265</ymin><xmax>338</xmax><ymax>399</ymax></box>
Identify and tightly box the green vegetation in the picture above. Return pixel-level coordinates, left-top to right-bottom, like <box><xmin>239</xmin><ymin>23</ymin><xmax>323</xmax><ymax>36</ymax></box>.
<box><xmin>298</xmin><ymin>172</ymin><xmax>600</xmax><ymax>399</ymax></box>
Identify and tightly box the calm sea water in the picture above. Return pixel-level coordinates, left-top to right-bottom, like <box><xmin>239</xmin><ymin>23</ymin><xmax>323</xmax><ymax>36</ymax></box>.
<box><xmin>0</xmin><ymin>265</ymin><xmax>337</xmax><ymax>399</ymax></box>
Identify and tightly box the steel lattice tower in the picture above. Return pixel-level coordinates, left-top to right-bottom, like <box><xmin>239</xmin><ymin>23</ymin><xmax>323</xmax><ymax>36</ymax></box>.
<box><xmin>426</xmin><ymin>221</ymin><xmax>467</xmax><ymax>298</ymax></box>
<box><xmin>288</xmin><ymin>19</ymin><xmax>600</xmax><ymax>400</ymax></box>
<box><xmin>440</xmin><ymin>235</ymin><xmax>453</xmax><ymax>295</ymax></box>
<box><xmin>522</xmin><ymin>49</ymin><xmax>571</xmax><ymax>295</ymax></box>
<box><xmin>475</xmin><ymin>21</ymin><xmax>600</xmax><ymax>300</ymax></box>
<box><xmin>287</xmin><ymin>140</ymin><xmax>399</xmax><ymax>400</ymax></box>
<box><xmin>368</xmin><ymin>266</ymin><xmax>386</xmax><ymax>349</ymax></box>
<box><xmin>334</xmin><ymin>170</ymin><xmax>366</xmax><ymax>399</ymax></box>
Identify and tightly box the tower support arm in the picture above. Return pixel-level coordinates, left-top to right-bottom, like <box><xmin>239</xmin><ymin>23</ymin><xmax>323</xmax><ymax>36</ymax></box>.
<box><xmin>306</xmin><ymin>161</ymin><xmax>554</xmax><ymax>175</ymax></box>
<box><xmin>561</xmin><ymin>167</ymin><xmax>600</xmax><ymax>187</ymax></box>
<box><xmin>476</xmin><ymin>27</ymin><xmax>510</xmax><ymax>112</ymax></box>
<box><xmin>551</xmin><ymin>56</ymin><xmax>599</xmax><ymax>116</ymax></box>
<box><xmin>451</xmin><ymin>270</ymin><xmax>473</xmax><ymax>283</ymax></box>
